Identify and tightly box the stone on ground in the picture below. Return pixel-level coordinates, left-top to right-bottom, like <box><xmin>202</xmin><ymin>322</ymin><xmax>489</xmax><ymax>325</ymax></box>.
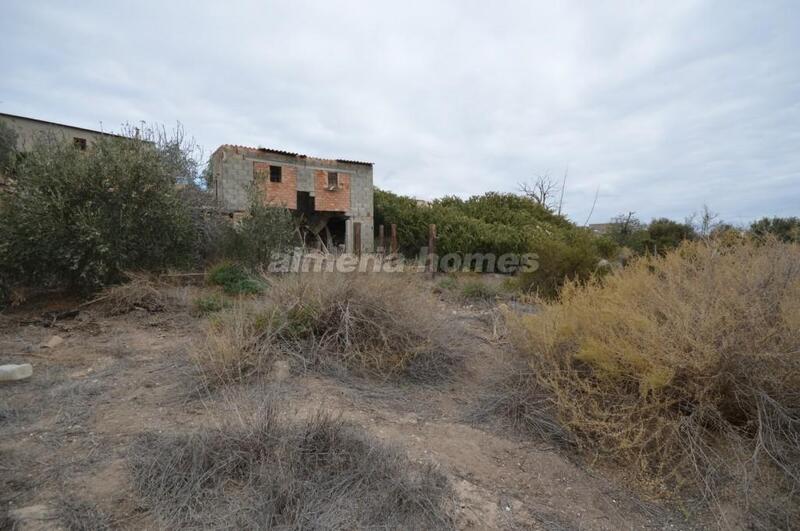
<box><xmin>0</xmin><ymin>363</ymin><xmax>33</xmax><ymax>382</ymax></box>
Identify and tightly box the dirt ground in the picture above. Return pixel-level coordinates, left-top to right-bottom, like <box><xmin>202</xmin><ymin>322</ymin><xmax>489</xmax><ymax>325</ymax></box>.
<box><xmin>0</xmin><ymin>287</ymin><xmax>697</xmax><ymax>530</ymax></box>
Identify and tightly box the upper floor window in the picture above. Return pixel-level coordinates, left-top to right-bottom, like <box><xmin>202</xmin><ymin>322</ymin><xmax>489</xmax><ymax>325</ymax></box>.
<box><xmin>270</xmin><ymin>165</ymin><xmax>282</xmax><ymax>183</ymax></box>
<box><xmin>73</xmin><ymin>137</ymin><xmax>87</xmax><ymax>150</ymax></box>
<box><xmin>327</xmin><ymin>171</ymin><xmax>338</xmax><ymax>189</ymax></box>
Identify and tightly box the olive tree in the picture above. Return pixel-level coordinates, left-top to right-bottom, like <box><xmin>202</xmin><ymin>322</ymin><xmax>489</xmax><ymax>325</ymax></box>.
<box><xmin>0</xmin><ymin>126</ymin><xmax>197</xmax><ymax>291</ymax></box>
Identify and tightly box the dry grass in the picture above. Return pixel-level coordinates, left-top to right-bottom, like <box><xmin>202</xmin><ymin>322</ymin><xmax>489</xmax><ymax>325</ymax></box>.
<box><xmin>195</xmin><ymin>298</ymin><xmax>285</xmax><ymax>383</ymax></box>
<box><xmin>505</xmin><ymin>237</ymin><xmax>800</xmax><ymax>528</ymax></box>
<box><xmin>91</xmin><ymin>272</ymin><xmax>179</xmax><ymax>315</ymax></box>
<box><xmin>196</xmin><ymin>273</ymin><xmax>462</xmax><ymax>385</ymax></box>
<box><xmin>128</xmin><ymin>399</ymin><xmax>455</xmax><ymax>530</ymax></box>
<box><xmin>459</xmin><ymin>279</ymin><xmax>500</xmax><ymax>302</ymax></box>
<box><xmin>468</xmin><ymin>369</ymin><xmax>574</xmax><ymax>448</ymax></box>
<box><xmin>56</xmin><ymin>496</ymin><xmax>112</xmax><ymax>531</ymax></box>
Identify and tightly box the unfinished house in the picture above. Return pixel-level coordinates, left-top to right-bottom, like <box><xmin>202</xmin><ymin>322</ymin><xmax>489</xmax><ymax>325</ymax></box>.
<box><xmin>0</xmin><ymin>112</ymin><xmax>119</xmax><ymax>151</ymax></box>
<box><xmin>210</xmin><ymin>145</ymin><xmax>374</xmax><ymax>254</ymax></box>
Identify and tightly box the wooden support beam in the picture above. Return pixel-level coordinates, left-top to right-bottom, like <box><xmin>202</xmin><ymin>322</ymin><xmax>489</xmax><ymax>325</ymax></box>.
<box><xmin>390</xmin><ymin>223</ymin><xmax>398</xmax><ymax>255</ymax></box>
<box><xmin>353</xmin><ymin>222</ymin><xmax>362</xmax><ymax>257</ymax></box>
<box><xmin>427</xmin><ymin>223</ymin><xmax>437</xmax><ymax>278</ymax></box>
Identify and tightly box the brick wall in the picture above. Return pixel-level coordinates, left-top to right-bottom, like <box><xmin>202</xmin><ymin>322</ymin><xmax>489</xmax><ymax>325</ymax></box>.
<box><xmin>314</xmin><ymin>170</ymin><xmax>350</xmax><ymax>212</ymax></box>
<box><xmin>254</xmin><ymin>162</ymin><xmax>297</xmax><ymax>208</ymax></box>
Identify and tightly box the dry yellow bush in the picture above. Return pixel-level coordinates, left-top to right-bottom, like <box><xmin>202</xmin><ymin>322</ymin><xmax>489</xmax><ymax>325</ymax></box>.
<box><xmin>93</xmin><ymin>272</ymin><xmax>179</xmax><ymax>315</ymax></box>
<box><xmin>196</xmin><ymin>299</ymin><xmax>284</xmax><ymax>383</ymax></box>
<box><xmin>506</xmin><ymin>237</ymin><xmax>800</xmax><ymax>526</ymax></box>
<box><xmin>197</xmin><ymin>273</ymin><xmax>461</xmax><ymax>385</ymax></box>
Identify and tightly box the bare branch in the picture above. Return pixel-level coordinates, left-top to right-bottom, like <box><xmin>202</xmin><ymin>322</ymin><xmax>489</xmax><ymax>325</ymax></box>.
<box><xmin>519</xmin><ymin>173</ymin><xmax>560</xmax><ymax>210</ymax></box>
<box><xmin>583</xmin><ymin>186</ymin><xmax>600</xmax><ymax>227</ymax></box>
<box><xmin>558</xmin><ymin>165</ymin><xmax>568</xmax><ymax>215</ymax></box>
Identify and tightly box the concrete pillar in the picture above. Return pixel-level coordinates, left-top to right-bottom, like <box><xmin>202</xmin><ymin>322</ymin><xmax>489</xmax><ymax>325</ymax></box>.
<box><xmin>345</xmin><ymin>219</ymin><xmax>353</xmax><ymax>254</ymax></box>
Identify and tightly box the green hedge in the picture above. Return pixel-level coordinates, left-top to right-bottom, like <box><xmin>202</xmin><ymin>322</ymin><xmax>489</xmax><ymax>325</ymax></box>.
<box><xmin>375</xmin><ymin>189</ymin><xmax>567</xmax><ymax>257</ymax></box>
<box><xmin>374</xmin><ymin>188</ymin><xmax>617</xmax><ymax>296</ymax></box>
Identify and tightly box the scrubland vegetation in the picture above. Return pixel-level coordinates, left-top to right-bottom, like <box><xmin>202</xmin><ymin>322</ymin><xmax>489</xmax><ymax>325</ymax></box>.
<box><xmin>0</xmin><ymin>128</ymin><xmax>196</xmax><ymax>292</ymax></box>
<box><xmin>207</xmin><ymin>262</ymin><xmax>267</xmax><ymax>295</ymax></box>
<box><xmin>505</xmin><ymin>237</ymin><xmax>800</xmax><ymax>528</ymax></box>
<box><xmin>94</xmin><ymin>272</ymin><xmax>184</xmax><ymax>315</ymax></box>
<box><xmin>375</xmin><ymin>188</ymin><xmax>617</xmax><ymax>296</ymax></box>
<box><xmin>0</xmin><ymin>125</ymin><xmax>296</xmax><ymax>299</ymax></box>
<box><xmin>2</xmin><ymin>128</ymin><xmax>798</xmax><ymax>530</ymax></box>
<box><xmin>197</xmin><ymin>273</ymin><xmax>461</xmax><ymax>385</ymax></box>
<box><xmin>751</xmin><ymin>215</ymin><xmax>800</xmax><ymax>243</ymax></box>
<box><xmin>130</xmin><ymin>399</ymin><xmax>454</xmax><ymax>530</ymax></box>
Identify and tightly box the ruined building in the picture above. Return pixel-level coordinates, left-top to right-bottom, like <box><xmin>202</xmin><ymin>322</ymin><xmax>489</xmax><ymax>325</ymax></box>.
<box><xmin>210</xmin><ymin>145</ymin><xmax>374</xmax><ymax>254</ymax></box>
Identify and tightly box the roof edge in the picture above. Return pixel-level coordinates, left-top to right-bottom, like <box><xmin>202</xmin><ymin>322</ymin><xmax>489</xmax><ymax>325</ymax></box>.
<box><xmin>0</xmin><ymin>112</ymin><xmax>126</xmax><ymax>139</ymax></box>
<box><xmin>219</xmin><ymin>144</ymin><xmax>373</xmax><ymax>167</ymax></box>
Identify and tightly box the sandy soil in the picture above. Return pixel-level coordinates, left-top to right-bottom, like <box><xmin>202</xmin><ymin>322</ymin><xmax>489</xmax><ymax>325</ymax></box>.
<box><xmin>0</xmin><ymin>291</ymin><xmax>694</xmax><ymax>530</ymax></box>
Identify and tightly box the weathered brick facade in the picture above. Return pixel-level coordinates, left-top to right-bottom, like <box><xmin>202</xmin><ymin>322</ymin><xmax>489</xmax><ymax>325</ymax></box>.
<box><xmin>211</xmin><ymin>144</ymin><xmax>374</xmax><ymax>253</ymax></box>
<box><xmin>313</xmin><ymin>169</ymin><xmax>350</xmax><ymax>212</ymax></box>
<box><xmin>253</xmin><ymin>161</ymin><xmax>298</xmax><ymax>209</ymax></box>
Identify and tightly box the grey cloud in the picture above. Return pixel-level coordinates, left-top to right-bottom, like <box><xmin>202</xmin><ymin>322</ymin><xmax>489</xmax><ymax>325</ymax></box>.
<box><xmin>1</xmin><ymin>0</ymin><xmax>797</xmax><ymax>224</ymax></box>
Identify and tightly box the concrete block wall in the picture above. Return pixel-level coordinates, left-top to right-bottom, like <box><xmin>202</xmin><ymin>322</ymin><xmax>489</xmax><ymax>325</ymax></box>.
<box><xmin>348</xmin><ymin>170</ymin><xmax>373</xmax><ymax>219</ymax></box>
<box><xmin>0</xmin><ymin>113</ymin><xmax>111</xmax><ymax>151</ymax></box>
<box><xmin>348</xmin><ymin>169</ymin><xmax>374</xmax><ymax>252</ymax></box>
<box><xmin>296</xmin><ymin>165</ymin><xmax>315</xmax><ymax>192</ymax></box>
<box><xmin>216</xmin><ymin>149</ymin><xmax>253</xmax><ymax>211</ymax></box>
<box><xmin>349</xmin><ymin>169</ymin><xmax>374</xmax><ymax>253</ymax></box>
<box><xmin>346</xmin><ymin>216</ymin><xmax>374</xmax><ymax>254</ymax></box>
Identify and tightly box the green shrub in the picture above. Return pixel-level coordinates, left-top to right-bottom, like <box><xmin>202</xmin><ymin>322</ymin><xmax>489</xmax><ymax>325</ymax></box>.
<box><xmin>647</xmin><ymin>218</ymin><xmax>695</xmax><ymax>254</ymax></box>
<box><xmin>606</xmin><ymin>216</ymin><xmax>696</xmax><ymax>256</ymax></box>
<box><xmin>193</xmin><ymin>294</ymin><xmax>230</xmax><ymax>315</ymax></box>
<box><xmin>434</xmin><ymin>191</ymin><xmax>571</xmax><ymax>230</ymax></box>
<box><xmin>208</xmin><ymin>262</ymin><xmax>247</xmax><ymax>286</ymax></box>
<box><xmin>229</xmin><ymin>277</ymin><xmax>266</xmax><ymax>295</ymax></box>
<box><xmin>0</xmin><ymin>129</ymin><xmax>196</xmax><ymax>292</ymax></box>
<box><xmin>751</xmin><ymin>216</ymin><xmax>800</xmax><ymax>243</ymax></box>
<box><xmin>175</xmin><ymin>185</ymin><xmax>297</xmax><ymax>269</ymax></box>
<box><xmin>591</xmin><ymin>234</ymin><xmax>619</xmax><ymax>259</ymax></box>
<box><xmin>374</xmin><ymin>189</ymin><xmax>553</xmax><ymax>258</ymax></box>
<box><xmin>500</xmin><ymin>276</ymin><xmax>521</xmax><ymax>293</ymax></box>
<box><xmin>0</xmin><ymin>121</ymin><xmax>18</xmax><ymax>174</ymax></box>
<box><xmin>207</xmin><ymin>262</ymin><xmax>266</xmax><ymax>295</ymax></box>
<box><xmin>519</xmin><ymin>228</ymin><xmax>611</xmax><ymax>298</ymax></box>
<box><xmin>176</xmin><ymin>184</ymin><xmax>236</xmax><ymax>266</ymax></box>
<box><xmin>222</xmin><ymin>194</ymin><xmax>298</xmax><ymax>267</ymax></box>
<box><xmin>436</xmin><ymin>276</ymin><xmax>458</xmax><ymax>291</ymax></box>
<box><xmin>459</xmin><ymin>280</ymin><xmax>497</xmax><ymax>301</ymax></box>
<box><xmin>375</xmin><ymin>189</ymin><xmax>614</xmax><ymax>296</ymax></box>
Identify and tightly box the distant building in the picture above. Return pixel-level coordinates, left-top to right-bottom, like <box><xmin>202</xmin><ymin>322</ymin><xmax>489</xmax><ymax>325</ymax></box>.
<box><xmin>589</xmin><ymin>222</ymin><xmax>614</xmax><ymax>235</ymax></box>
<box><xmin>210</xmin><ymin>144</ymin><xmax>374</xmax><ymax>254</ymax></box>
<box><xmin>412</xmin><ymin>197</ymin><xmax>431</xmax><ymax>207</ymax></box>
<box><xmin>0</xmin><ymin>112</ymin><xmax>121</xmax><ymax>152</ymax></box>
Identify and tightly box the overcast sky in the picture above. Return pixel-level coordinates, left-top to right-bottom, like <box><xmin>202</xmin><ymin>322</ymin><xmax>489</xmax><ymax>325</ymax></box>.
<box><xmin>2</xmin><ymin>1</ymin><xmax>798</xmax><ymax>224</ymax></box>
